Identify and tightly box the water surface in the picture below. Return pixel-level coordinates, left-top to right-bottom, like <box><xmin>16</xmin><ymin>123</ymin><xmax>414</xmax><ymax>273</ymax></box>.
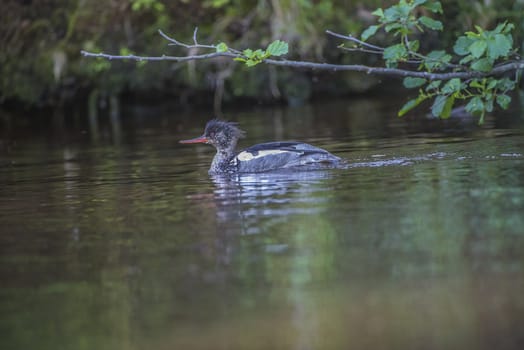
<box><xmin>1</xmin><ymin>98</ymin><xmax>524</xmax><ymax>350</ymax></box>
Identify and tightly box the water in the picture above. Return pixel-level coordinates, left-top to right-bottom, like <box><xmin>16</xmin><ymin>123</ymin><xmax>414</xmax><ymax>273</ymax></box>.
<box><xmin>1</xmin><ymin>98</ymin><xmax>524</xmax><ymax>350</ymax></box>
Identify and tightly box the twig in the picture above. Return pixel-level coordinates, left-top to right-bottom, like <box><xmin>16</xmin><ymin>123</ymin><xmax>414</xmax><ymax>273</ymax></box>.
<box><xmin>337</xmin><ymin>45</ymin><xmax>425</xmax><ymax>65</ymax></box>
<box><xmin>158</xmin><ymin>29</ymin><xmax>243</xmax><ymax>55</ymax></box>
<box><xmin>192</xmin><ymin>27</ymin><xmax>198</xmax><ymax>46</ymax></box>
<box><xmin>80</xmin><ymin>51</ymin><xmax>236</xmax><ymax>62</ymax></box>
<box><xmin>158</xmin><ymin>29</ymin><xmax>216</xmax><ymax>50</ymax></box>
<box><xmin>330</xmin><ymin>29</ymin><xmax>464</xmax><ymax>70</ymax></box>
<box><xmin>326</xmin><ymin>30</ymin><xmax>383</xmax><ymax>52</ymax></box>
<box><xmin>338</xmin><ymin>46</ymin><xmax>383</xmax><ymax>55</ymax></box>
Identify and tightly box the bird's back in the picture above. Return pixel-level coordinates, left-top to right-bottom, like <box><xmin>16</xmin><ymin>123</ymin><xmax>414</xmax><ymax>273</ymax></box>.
<box><xmin>233</xmin><ymin>141</ymin><xmax>340</xmax><ymax>173</ymax></box>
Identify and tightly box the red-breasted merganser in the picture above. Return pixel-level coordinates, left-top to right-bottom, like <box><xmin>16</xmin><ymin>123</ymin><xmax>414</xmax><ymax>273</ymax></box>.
<box><xmin>180</xmin><ymin>120</ymin><xmax>341</xmax><ymax>174</ymax></box>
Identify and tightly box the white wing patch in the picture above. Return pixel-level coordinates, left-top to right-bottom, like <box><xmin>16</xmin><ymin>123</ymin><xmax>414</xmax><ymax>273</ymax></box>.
<box><xmin>236</xmin><ymin>149</ymin><xmax>290</xmax><ymax>161</ymax></box>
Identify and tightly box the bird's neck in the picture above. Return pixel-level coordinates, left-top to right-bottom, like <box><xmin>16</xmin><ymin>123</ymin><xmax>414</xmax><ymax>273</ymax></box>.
<box><xmin>210</xmin><ymin>146</ymin><xmax>236</xmax><ymax>173</ymax></box>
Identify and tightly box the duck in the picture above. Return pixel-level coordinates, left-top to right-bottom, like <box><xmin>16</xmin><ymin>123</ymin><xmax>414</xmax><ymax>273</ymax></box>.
<box><xmin>180</xmin><ymin>119</ymin><xmax>341</xmax><ymax>174</ymax></box>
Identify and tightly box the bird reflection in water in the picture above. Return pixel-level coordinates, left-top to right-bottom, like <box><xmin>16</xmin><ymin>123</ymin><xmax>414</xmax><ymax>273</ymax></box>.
<box><xmin>210</xmin><ymin>169</ymin><xmax>338</xmax><ymax>237</ymax></box>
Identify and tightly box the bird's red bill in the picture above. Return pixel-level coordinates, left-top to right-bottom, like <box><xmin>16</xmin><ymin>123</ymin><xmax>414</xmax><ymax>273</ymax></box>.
<box><xmin>179</xmin><ymin>136</ymin><xmax>208</xmax><ymax>144</ymax></box>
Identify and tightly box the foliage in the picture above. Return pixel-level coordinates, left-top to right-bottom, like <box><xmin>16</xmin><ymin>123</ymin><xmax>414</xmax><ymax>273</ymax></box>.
<box><xmin>453</xmin><ymin>22</ymin><xmax>514</xmax><ymax>71</ymax></box>
<box><xmin>359</xmin><ymin>0</ymin><xmax>519</xmax><ymax>123</ymax></box>
<box><xmin>233</xmin><ymin>40</ymin><xmax>289</xmax><ymax>67</ymax></box>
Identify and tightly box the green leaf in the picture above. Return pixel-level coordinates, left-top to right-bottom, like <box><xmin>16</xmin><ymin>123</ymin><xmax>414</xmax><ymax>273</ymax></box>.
<box><xmin>383</xmin><ymin>43</ymin><xmax>408</xmax><ymax>63</ymax></box>
<box><xmin>465</xmin><ymin>31</ymin><xmax>479</xmax><ymax>39</ymax></box>
<box><xmin>453</xmin><ymin>36</ymin><xmax>473</xmax><ymax>55</ymax></box>
<box><xmin>398</xmin><ymin>96</ymin><xmax>425</xmax><ymax>117</ymax></box>
<box><xmin>372</xmin><ymin>8</ymin><xmax>384</xmax><ymax>18</ymax></box>
<box><xmin>493</xmin><ymin>22</ymin><xmax>507</xmax><ymax>34</ymax></box>
<box><xmin>431</xmin><ymin>95</ymin><xmax>446</xmax><ymax>117</ymax></box>
<box><xmin>266</xmin><ymin>40</ymin><xmax>288</xmax><ymax>57</ymax></box>
<box><xmin>384</xmin><ymin>22</ymin><xmax>403</xmax><ymax>33</ymax></box>
<box><xmin>485</xmin><ymin>95</ymin><xmax>494</xmax><ymax>112</ymax></box>
<box><xmin>486</xmin><ymin>34</ymin><xmax>512</xmax><ymax>60</ymax></box>
<box><xmin>237</xmin><ymin>47</ymin><xmax>270</xmax><ymax>67</ymax></box>
<box><xmin>384</xmin><ymin>5</ymin><xmax>408</xmax><ymax>22</ymax></box>
<box><xmin>469</xmin><ymin>79</ymin><xmax>484</xmax><ymax>89</ymax></box>
<box><xmin>499</xmin><ymin>22</ymin><xmax>514</xmax><ymax>34</ymax></box>
<box><xmin>431</xmin><ymin>94</ymin><xmax>455</xmax><ymax>118</ymax></box>
<box><xmin>403</xmin><ymin>77</ymin><xmax>427</xmax><ymax>88</ymax></box>
<box><xmin>425</xmin><ymin>80</ymin><xmax>442</xmax><ymax>91</ymax></box>
<box><xmin>469</xmin><ymin>40</ymin><xmax>487</xmax><ymax>58</ymax></box>
<box><xmin>441</xmin><ymin>95</ymin><xmax>455</xmax><ymax>119</ymax></box>
<box><xmin>459</xmin><ymin>55</ymin><xmax>475</xmax><ymax>65</ymax></box>
<box><xmin>471</xmin><ymin>58</ymin><xmax>492</xmax><ymax>72</ymax></box>
<box><xmin>496</xmin><ymin>94</ymin><xmax>511</xmax><ymax>109</ymax></box>
<box><xmin>465</xmin><ymin>96</ymin><xmax>484</xmax><ymax>115</ymax></box>
<box><xmin>252</xmin><ymin>49</ymin><xmax>266</xmax><ymax>58</ymax></box>
<box><xmin>487</xmin><ymin>79</ymin><xmax>498</xmax><ymax>90</ymax></box>
<box><xmin>441</xmin><ymin>78</ymin><xmax>462</xmax><ymax>94</ymax></box>
<box><xmin>419</xmin><ymin>16</ymin><xmax>443</xmax><ymax>31</ymax></box>
<box><xmin>216</xmin><ymin>42</ymin><xmax>228</xmax><ymax>53</ymax></box>
<box><xmin>474</xmin><ymin>25</ymin><xmax>484</xmax><ymax>34</ymax></box>
<box><xmin>440</xmin><ymin>54</ymin><xmax>452</xmax><ymax>64</ymax></box>
<box><xmin>245</xmin><ymin>59</ymin><xmax>260</xmax><ymax>67</ymax></box>
<box><xmin>495</xmin><ymin>78</ymin><xmax>516</xmax><ymax>91</ymax></box>
<box><xmin>423</xmin><ymin>1</ymin><xmax>443</xmax><ymax>13</ymax></box>
<box><xmin>425</xmin><ymin>50</ymin><xmax>451</xmax><ymax>70</ymax></box>
<box><xmin>408</xmin><ymin>40</ymin><xmax>420</xmax><ymax>52</ymax></box>
<box><xmin>427</xmin><ymin>50</ymin><xmax>446</xmax><ymax>60</ymax></box>
<box><xmin>361</xmin><ymin>25</ymin><xmax>379</xmax><ymax>41</ymax></box>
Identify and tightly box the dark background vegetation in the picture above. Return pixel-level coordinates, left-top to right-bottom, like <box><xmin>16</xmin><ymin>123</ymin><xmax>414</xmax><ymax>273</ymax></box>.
<box><xmin>1</xmin><ymin>0</ymin><xmax>523</xmax><ymax>112</ymax></box>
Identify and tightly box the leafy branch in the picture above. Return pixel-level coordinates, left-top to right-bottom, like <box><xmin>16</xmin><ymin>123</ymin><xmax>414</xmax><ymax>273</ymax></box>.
<box><xmin>81</xmin><ymin>28</ymin><xmax>289</xmax><ymax>66</ymax></box>
<box><xmin>81</xmin><ymin>0</ymin><xmax>524</xmax><ymax>123</ymax></box>
<box><xmin>351</xmin><ymin>0</ymin><xmax>520</xmax><ymax>123</ymax></box>
<box><xmin>81</xmin><ymin>30</ymin><xmax>523</xmax><ymax>80</ymax></box>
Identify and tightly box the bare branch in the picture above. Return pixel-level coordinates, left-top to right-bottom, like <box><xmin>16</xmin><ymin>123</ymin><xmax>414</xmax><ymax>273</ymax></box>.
<box><xmin>158</xmin><ymin>29</ymin><xmax>216</xmax><ymax>50</ymax></box>
<box><xmin>80</xmin><ymin>50</ymin><xmax>236</xmax><ymax>62</ymax></box>
<box><xmin>157</xmin><ymin>29</ymin><xmax>180</xmax><ymax>45</ymax></box>
<box><xmin>193</xmin><ymin>27</ymin><xmax>199</xmax><ymax>45</ymax></box>
<box><xmin>326</xmin><ymin>30</ymin><xmax>383</xmax><ymax>52</ymax></box>
<box><xmin>338</xmin><ymin>46</ymin><xmax>384</xmax><ymax>56</ymax></box>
